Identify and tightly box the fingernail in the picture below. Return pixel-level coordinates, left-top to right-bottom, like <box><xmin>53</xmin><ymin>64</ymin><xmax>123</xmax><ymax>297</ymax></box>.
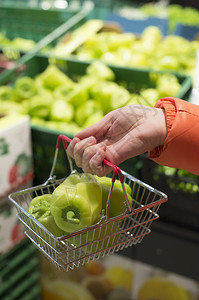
<box><xmin>87</xmin><ymin>136</ymin><xmax>96</xmax><ymax>144</ymax></box>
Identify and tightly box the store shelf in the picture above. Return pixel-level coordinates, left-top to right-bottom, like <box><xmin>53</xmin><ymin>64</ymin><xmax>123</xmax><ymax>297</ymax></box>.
<box><xmin>0</xmin><ymin>54</ymin><xmax>192</xmax><ymax>183</ymax></box>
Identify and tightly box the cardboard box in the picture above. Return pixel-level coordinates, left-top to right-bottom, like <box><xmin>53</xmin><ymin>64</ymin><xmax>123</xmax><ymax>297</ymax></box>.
<box><xmin>0</xmin><ymin>114</ymin><xmax>33</xmax><ymax>197</ymax></box>
<box><xmin>0</xmin><ymin>180</ymin><xmax>32</xmax><ymax>254</ymax></box>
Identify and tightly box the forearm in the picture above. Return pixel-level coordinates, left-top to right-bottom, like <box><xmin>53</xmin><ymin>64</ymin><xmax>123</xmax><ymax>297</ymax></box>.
<box><xmin>149</xmin><ymin>97</ymin><xmax>199</xmax><ymax>175</ymax></box>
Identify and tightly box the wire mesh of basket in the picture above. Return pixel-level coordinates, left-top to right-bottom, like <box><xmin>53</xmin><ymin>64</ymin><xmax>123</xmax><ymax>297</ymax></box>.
<box><xmin>9</xmin><ymin>135</ymin><xmax>167</xmax><ymax>271</ymax></box>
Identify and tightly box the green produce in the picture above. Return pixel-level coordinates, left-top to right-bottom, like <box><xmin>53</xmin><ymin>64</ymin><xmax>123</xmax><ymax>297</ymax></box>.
<box><xmin>156</xmin><ymin>73</ymin><xmax>181</xmax><ymax>98</ymax></box>
<box><xmin>84</xmin><ymin>111</ymin><xmax>104</xmax><ymax>128</ymax></box>
<box><xmin>68</xmin><ymin>218</ymin><xmax>120</xmax><ymax>254</ymax></box>
<box><xmin>27</xmin><ymin>95</ymin><xmax>52</xmax><ymax>119</ymax></box>
<box><xmin>168</xmin><ymin>5</ymin><xmax>199</xmax><ymax>32</ymax></box>
<box><xmin>52</xmin><ymin>19</ymin><xmax>104</xmax><ymax>57</ymax></box>
<box><xmin>86</xmin><ymin>61</ymin><xmax>115</xmax><ymax>81</ymax></box>
<box><xmin>36</xmin><ymin>64</ymin><xmax>74</xmax><ymax>90</ymax></box>
<box><xmin>0</xmin><ymin>86</ymin><xmax>15</xmax><ymax>101</ymax></box>
<box><xmin>43</xmin><ymin>121</ymin><xmax>82</xmax><ymax>135</ymax></box>
<box><xmin>156</xmin><ymin>165</ymin><xmax>199</xmax><ymax>194</ymax></box>
<box><xmin>51</xmin><ymin>173</ymin><xmax>102</xmax><ymax>233</ymax></box>
<box><xmin>0</xmin><ymin>32</ymin><xmax>10</xmax><ymax>45</ymax></box>
<box><xmin>53</xmin><ymin>84</ymin><xmax>75</xmax><ymax>99</ymax></box>
<box><xmin>94</xmin><ymin>176</ymin><xmax>132</xmax><ymax>218</ymax></box>
<box><xmin>11</xmin><ymin>37</ymin><xmax>36</xmax><ymax>51</ymax></box>
<box><xmin>50</xmin><ymin>99</ymin><xmax>74</xmax><ymax>122</ymax></box>
<box><xmin>90</xmin><ymin>81</ymin><xmax>122</xmax><ymax>114</ymax></box>
<box><xmin>65</xmin><ymin>85</ymin><xmax>88</xmax><ymax>107</ymax></box>
<box><xmin>28</xmin><ymin>194</ymin><xmax>63</xmax><ymax>237</ymax></box>
<box><xmin>140</xmin><ymin>88</ymin><xmax>159</xmax><ymax>106</ymax></box>
<box><xmin>14</xmin><ymin>76</ymin><xmax>36</xmax><ymax>100</ymax></box>
<box><xmin>0</xmin><ymin>100</ymin><xmax>23</xmax><ymax>115</ymax></box>
<box><xmin>0</xmin><ymin>61</ymin><xmax>184</xmax><ymax>133</ymax></box>
<box><xmin>141</xmin><ymin>26</ymin><xmax>162</xmax><ymax>53</ymax></box>
<box><xmin>75</xmin><ymin>24</ymin><xmax>199</xmax><ymax>75</ymax></box>
<box><xmin>110</xmin><ymin>87</ymin><xmax>131</xmax><ymax>110</ymax></box>
<box><xmin>75</xmin><ymin>100</ymin><xmax>102</xmax><ymax>127</ymax></box>
<box><xmin>78</xmin><ymin>75</ymin><xmax>99</xmax><ymax>94</ymax></box>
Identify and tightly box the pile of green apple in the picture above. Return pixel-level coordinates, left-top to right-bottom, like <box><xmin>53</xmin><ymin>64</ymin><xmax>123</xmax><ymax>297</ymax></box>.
<box><xmin>0</xmin><ymin>61</ymin><xmax>182</xmax><ymax>135</ymax></box>
<box><xmin>73</xmin><ymin>25</ymin><xmax>199</xmax><ymax>77</ymax></box>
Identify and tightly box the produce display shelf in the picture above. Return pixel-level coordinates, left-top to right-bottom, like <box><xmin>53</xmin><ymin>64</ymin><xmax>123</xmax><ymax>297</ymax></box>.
<box><xmin>63</xmin><ymin>56</ymin><xmax>193</xmax><ymax>100</ymax></box>
<box><xmin>0</xmin><ymin>5</ymin><xmax>92</xmax><ymax>84</ymax></box>
<box><xmin>31</xmin><ymin>56</ymin><xmax>191</xmax><ymax>183</ymax></box>
<box><xmin>0</xmin><ymin>54</ymin><xmax>192</xmax><ymax>184</ymax></box>
<box><xmin>0</xmin><ymin>238</ymin><xmax>41</xmax><ymax>300</ymax></box>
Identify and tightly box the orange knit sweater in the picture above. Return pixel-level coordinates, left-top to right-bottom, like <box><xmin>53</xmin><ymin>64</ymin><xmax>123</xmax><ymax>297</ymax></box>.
<box><xmin>149</xmin><ymin>97</ymin><xmax>199</xmax><ymax>175</ymax></box>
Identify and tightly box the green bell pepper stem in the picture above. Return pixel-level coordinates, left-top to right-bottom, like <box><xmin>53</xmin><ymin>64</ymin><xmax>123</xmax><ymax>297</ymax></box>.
<box><xmin>66</xmin><ymin>210</ymin><xmax>80</xmax><ymax>225</ymax></box>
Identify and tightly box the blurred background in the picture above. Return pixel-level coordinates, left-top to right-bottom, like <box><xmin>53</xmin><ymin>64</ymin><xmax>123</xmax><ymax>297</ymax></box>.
<box><xmin>0</xmin><ymin>0</ymin><xmax>199</xmax><ymax>299</ymax></box>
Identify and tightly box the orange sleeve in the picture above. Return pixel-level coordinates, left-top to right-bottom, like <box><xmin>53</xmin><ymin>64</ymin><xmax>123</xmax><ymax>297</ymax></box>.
<box><xmin>149</xmin><ymin>97</ymin><xmax>199</xmax><ymax>175</ymax></box>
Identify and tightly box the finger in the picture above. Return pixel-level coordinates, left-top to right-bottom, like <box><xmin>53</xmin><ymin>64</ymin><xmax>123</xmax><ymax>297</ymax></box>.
<box><xmin>75</xmin><ymin>113</ymin><xmax>112</xmax><ymax>141</ymax></box>
<box><xmin>90</xmin><ymin>151</ymin><xmax>112</xmax><ymax>177</ymax></box>
<box><xmin>67</xmin><ymin>137</ymin><xmax>80</xmax><ymax>158</ymax></box>
<box><xmin>73</xmin><ymin>136</ymin><xmax>96</xmax><ymax>168</ymax></box>
<box><xmin>82</xmin><ymin>143</ymin><xmax>112</xmax><ymax>176</ymax></box>
<box><xmin>82</xmin><ymin>143</ymin><xmax>105</xmax><ymax>174</ymax></box>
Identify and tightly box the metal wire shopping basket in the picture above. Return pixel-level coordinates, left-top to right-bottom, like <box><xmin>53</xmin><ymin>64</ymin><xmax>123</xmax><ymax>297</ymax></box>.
<box><xmin>9</xmin><ymin>135</ymin><xmax>168</xmax><ymax>271</ymax></box>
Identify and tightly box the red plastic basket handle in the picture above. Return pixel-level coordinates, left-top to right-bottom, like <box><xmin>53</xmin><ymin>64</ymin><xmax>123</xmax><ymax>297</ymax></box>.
<box><xmin>56</xmin><ymin>134</ymin><xmax>124</xmax><ymax>184</ymax></box>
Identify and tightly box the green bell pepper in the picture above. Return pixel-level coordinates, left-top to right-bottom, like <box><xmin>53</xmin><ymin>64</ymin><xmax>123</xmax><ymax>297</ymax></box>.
<box><xmin>50</xmin><ymin>173</ymin><xmax>102</xmax><ymax>233</ymax></box>
<box><xmin>36</xmin><ymin>64</ymin><xmax>74</xmax><ymax>90</ymax></box>
<box><xmin>94</xmin><ymin>176</ymin><xmax>132</xmax><ymax>218</ymax></box>
<box><xmin>86</xmin><ymin>61</ymin><xmax>115</xmax><ymax>81</ymax></box>
<box><xmin>68</xmin><ymin>218</ymin><xmax>120</xmax><ymax>254</ymax></box>
<box><xmin>14</xmin><ymin>76</ymin><xmax>36</xmax><ymax>100</ymax></box>
<box><xmin>0</xmin><ymin>86</ymin><xmax>14</xmax><ymax>101</ymax></box>
<box><xmin>28</xmin><ymin>194</ymin><xmax>63</xmax><ymax>237</ymax></box>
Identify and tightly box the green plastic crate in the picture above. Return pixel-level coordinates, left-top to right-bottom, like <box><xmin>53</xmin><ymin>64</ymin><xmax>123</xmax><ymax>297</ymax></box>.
<box><xmin>0</xmin><ymin>5</ymin><xmax>92</xmax><ymax>83</ymax></box>
<box><xmin>0</xmin><ymin>0</ymin><xmax>116</xmax><ymax>20</ymax></box>
<box><xmin>0</xmin><ymin>7</ymin><xmax>79</xmax><ymax>42</ymax></box>
<box><xmin>0</xmin><ymin>238</ymin><xmax>41</xmax><ymax>300</ymax></box>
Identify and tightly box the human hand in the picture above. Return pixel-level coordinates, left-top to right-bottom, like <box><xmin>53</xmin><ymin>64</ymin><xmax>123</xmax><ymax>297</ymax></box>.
<box><xmin>67</xmin><ymin>104</ymin><xmax>167</xmax><ymax>176</ymax></box>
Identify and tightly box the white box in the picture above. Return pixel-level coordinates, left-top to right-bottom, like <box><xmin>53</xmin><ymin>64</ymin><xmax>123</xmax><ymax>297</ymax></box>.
<box><xmin>0</xmin><ymin>114</ymin><xmax>33</xmax><ymax>197</ymax></box>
